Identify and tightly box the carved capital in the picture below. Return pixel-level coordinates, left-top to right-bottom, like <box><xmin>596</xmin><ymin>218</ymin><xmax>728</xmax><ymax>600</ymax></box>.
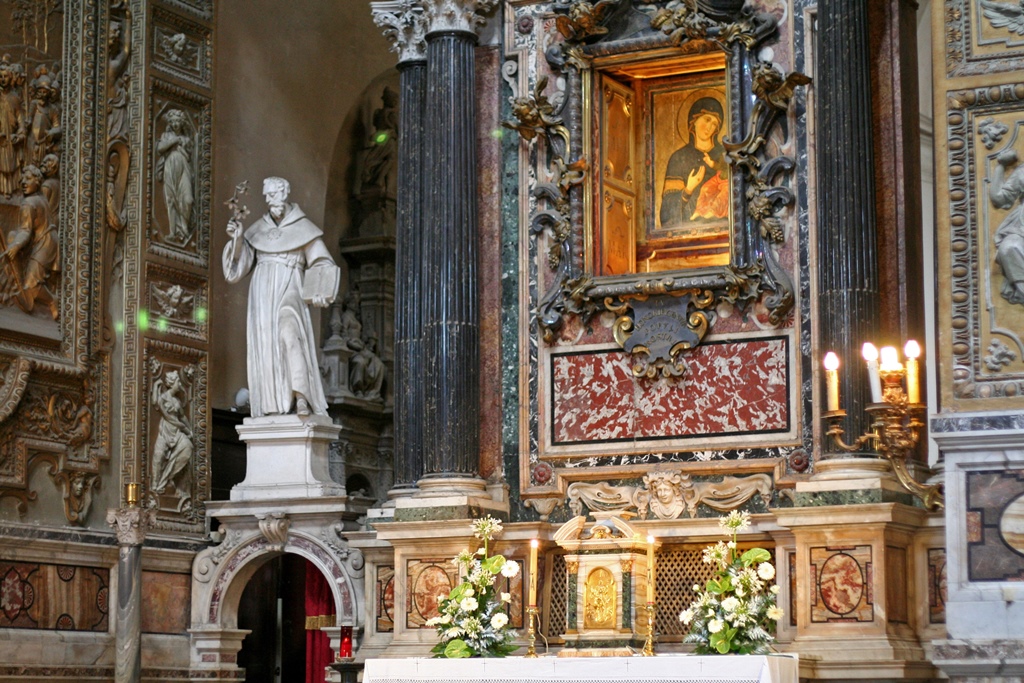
<box><xmin>421</xmin><ymin>0</ymin><xmax>497</xmax><ymax>36</ymax></box>
<box><xmin>371</xmin><ymin>0</ymin><xmax>429</xmax><ymax>63</ymax></box>
<box><xmin>256</xmin><ymin>511</ymin><xmax>290</xmax><ymax>551</ymax></box>
<box><xmin>106</xmin><ymin>506</ymin><xmax>157</xmax><ymax>546</ymax></box>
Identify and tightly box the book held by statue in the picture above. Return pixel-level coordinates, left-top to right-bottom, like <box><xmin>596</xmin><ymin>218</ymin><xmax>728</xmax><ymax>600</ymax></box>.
<box><xmin>301</xmin><ymin>264</ymin><xmax>341</xmax><ymax>304</ymax></box>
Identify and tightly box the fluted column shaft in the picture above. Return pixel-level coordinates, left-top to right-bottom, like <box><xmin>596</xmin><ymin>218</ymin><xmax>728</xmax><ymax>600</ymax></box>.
<box><xmin>421</xmin><ymin>29</ymin><xmax>480</xmax><ymax>478</ymax></box>
<box><xmin>393</xmin><ymin>58</ymin><xmax>427</xmax><ymax>490</ymax></box>
<box><xmin>816</xmin><ymin>0</ymin><xmax>880</xmax><ymax>455</ymax></box>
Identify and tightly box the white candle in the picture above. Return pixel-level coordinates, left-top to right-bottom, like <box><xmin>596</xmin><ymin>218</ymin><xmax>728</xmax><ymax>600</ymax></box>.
<box><xmin>529</xmin><ymin>539</ymin><xmax>539</xmax><ymax>608</ymax></box>
<box><xmin>823</xmin><ymin>352</ymin><xmax>840</xmax><ymax>412</ymax></box>
<box><xmin>862</xmin><ymin>343</ymin><xmax>883</xmax><ymax>402</ymax></box>
<box><xmin>879</xmin><ymin>345</ymin><xmax>902</xmax><ymax>372</ymax></box>
<box><xmin>905</xmin><ymin>340</ymin><xmax>921</xmax><ymax>404</ymax></box>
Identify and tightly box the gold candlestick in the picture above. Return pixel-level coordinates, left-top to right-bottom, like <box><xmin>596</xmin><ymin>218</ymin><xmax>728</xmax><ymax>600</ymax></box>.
<box><xmin>641</xmin><ymin>603</ymin><xmax>656</xmax><ymax>656</ymax></box>
<box><xmin>525</xmin><ymin>606</ymin><xmax>539</xmax><ymax>658</ymax></box>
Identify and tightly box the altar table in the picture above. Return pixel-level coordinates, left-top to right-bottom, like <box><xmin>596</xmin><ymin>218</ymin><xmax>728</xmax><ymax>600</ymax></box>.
<box><xmin>364</xmin><ymin>654</ymin><xmax>798</xmax><ymax>683</ymax></box>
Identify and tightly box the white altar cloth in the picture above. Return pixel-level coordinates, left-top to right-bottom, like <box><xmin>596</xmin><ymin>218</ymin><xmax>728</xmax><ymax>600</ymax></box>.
<box><xmin>364</xmin><ymin>654</ymin><xmax>798</xmax><ymax>683</ymax></box>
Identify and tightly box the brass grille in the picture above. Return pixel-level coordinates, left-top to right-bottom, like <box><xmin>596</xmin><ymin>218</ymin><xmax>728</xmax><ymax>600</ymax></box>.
<box><xmin>545</xmin><ymin>553</ymin><xmax>568</xmax><ymax>637</ymax></box>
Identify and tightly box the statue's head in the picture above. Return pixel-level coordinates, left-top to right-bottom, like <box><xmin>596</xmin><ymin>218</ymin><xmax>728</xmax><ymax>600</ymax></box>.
<box><xmin>263</xmin><ymin>176</ymin><xmax>290</xmax><ymax>215</ymax></box>
<box><xmin>21</xmin><ymin>165</ymin><xmax>42</xmax><ymax>195</ymax></box>
<box><xmin>164</xmin><ymin>108</ymin><xmax>187</xmax><ymax>132</ymax></box>
<box><xmin>165</xmin><ymin>370</ymin><xmax>181</xmax><ymax>389</ymax></box>
<box><xmin>41</xmin><ymin>154</ymin><xmax>59</xmax><ymax>178</ymax></box>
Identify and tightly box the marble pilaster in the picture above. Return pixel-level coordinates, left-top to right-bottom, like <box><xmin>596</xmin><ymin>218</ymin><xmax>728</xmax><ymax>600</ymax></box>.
<box><xmin>106</xmin><ymin>505</ymin><xmax>157</xmax><ymax>683</ymax></box>
<box><xmin>814</xmin><ymin>0</ymin><xmax>881</xmax><ymax>462</ymax></box>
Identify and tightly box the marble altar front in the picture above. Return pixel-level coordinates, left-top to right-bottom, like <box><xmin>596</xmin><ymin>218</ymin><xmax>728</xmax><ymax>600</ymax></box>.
<box><xmin>363</xmin><ymin>655</ymin><xmax>798</xmax><ymax>683</ymax></box>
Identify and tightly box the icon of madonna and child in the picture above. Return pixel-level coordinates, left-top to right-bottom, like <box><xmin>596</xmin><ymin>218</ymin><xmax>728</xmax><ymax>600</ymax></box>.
<box><xmin>656</xmin><ymin>93</ymin><xmax>730</xmax><ymax>234</ymax></box>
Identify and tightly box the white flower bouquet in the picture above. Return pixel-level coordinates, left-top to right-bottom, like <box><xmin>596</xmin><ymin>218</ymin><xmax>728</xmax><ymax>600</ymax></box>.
<box><xmin>678</xmin><ymin>511</ymin><xmax>783</xmax><ymax>654</ymax></box>
<box><xmin>427</xmin><ymin>516</ymin><xmax>519</xmax><ymax>658</ymax></box>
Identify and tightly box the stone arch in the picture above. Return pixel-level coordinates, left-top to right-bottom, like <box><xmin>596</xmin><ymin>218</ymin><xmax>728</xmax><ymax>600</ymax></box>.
<box><xmin>189</xmin><ymin>516</ymin><xmax>364</xmax><ymax>674</ymax></box>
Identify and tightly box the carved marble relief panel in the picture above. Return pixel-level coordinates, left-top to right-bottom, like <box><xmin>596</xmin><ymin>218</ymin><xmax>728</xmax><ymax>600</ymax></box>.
<box><xmin>144</xmin><ymin>262</ymin><xmax>207</xmax><ymax>341</ymax></box>
<box><xmin>151</xmin><ymin>6</ymin><xmax>211</xmax><ymax>88</ymax></box>
<box><xmin>140</xmin><ymin>339</ymin><xmax>207</xmax><ymax>532</ymax></box>
<box><xmin>940</xmin><ymin>84</ymin><xmax>1024</xmax><ymax>405</ymax></box>
<box><xmin>946</xmin><ymin>0</ymin><xmax>1024</xmax><ymax>77</ymax></box>
<box><xmin>147</xmin><ymin>81</ymin><xmax>210</xmax><ymax>267</ymax></box>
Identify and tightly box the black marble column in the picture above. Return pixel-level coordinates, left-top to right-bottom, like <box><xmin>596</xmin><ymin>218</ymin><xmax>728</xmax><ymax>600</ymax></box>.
<box><xmin>816</xmin><ymin>0</ymin><xmax>880</xmax><ymax>456</ymax></box>
<box><xmin>421</xmin><ymin>29</ymin><xmax>481</xmax><ymax>480</ymax></box>
<box><xmin>107</xmin><ymin>504</ymin><xmax>155</xmax><ymax>683</ymax></box>
<box><xmin>393</xmin><ymin>58</ymin><xmax>428</xmax><ymax>492</ymax></box>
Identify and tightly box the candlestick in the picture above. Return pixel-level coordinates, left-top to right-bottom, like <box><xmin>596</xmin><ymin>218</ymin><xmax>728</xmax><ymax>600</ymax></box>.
<box><xmin>525</xmin><ymin>606</ymin><xmax>538</xmax><ymax>658</ymax></box>
<box><xmin>905</xmin><ymin>340</ymin><xmax>921</xmax><ymax>404</ymax></box>
<box><xmin>823</xmin><ymin>352</ymin><xmax>840</xmax><ymax>412</ymax></box>
<box><xmin>862</xmin><ymin>343</ymin><xmax>883</xmax><ymax>402</ymax></box>
<box><xmin>879</xmin><ymin>345</ymin><xmax>901</xmax><ymax>372</ymax></box>
<box><xmin>528</xmin><ymin>539</ymin><xmax>539</xmax><ymax>608</ymax></box>
<box><xmin>646</xmin><ymin>535</ymin><xmax>655</xmax><ymax>604</ymax></box>
<box><xmin>126</xmin><ymin>482</ymin><xmax>139</xmax><ymax>507</ymax></box>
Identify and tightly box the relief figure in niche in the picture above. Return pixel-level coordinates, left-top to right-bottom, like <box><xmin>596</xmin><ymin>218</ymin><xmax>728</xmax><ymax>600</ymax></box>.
<box><xmin>223</xmin><ymin>176</ymin><xmax>340</xmax><ymax>417</ymax></box>
<box><xmin>659</xmin><ymin>96</ymin><xmax>728</xmax><ymax>229</ymax></box>
<box><xmin>150</xmin><ymin>364</ymin><xmax>194</xmax><ymax>508</ymax></box>
<box><xmin>353</xmin><ymin>87</ymin><xmax>398</xmax><ymax>236</ymax></box>
<box><xmin>350</xmin><ymin>335</ymin><xmax>385</xmax><ymax>401</ymax></box>
<box><xmin>40</xmin><ymin>153</ymin><xmax>59</xmax><ymax>220</ymax></box>
<box><xmin>0</xmin><ymin>56</ymin><xmax>26</xmax><ymax>198</ymax></box>
<box><xmin>2</xmin><ymin>165</ymin><xmax>59</xmax><ymax>318</ymax></box>
<box><xmin>26</xmin><ymin>65</ymin><xmax>60</xmax><ymax>166</ymax></box>
<box><xmin>989</xmin><ymin>148</ymin><xmax>1024</xmax><ymax>305</ymax></box>
<box><xmin>105</xmin><ymin>3</ymin><xmax>131</xmax><ymax>233</ymax></box>
<box><xmin>156</xmin><ymin>109</ymin><xmax>194</xmax><ymax>244</ymax></box>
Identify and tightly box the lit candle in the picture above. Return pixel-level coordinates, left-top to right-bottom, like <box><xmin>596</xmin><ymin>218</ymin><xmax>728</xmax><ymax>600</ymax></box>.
<box><xmin>646</xmin><ymin>535</ymin><xmax>655</xmax><ymax>604</ymax></box>
<box><xmin>879</xmin><ymin>346</ymin><xmax>901</xmax><ymax>372</ymax></box>
<box><xmin>905</xmin><ymin>340</ymin><xmax>921</xmax><ymax>404</ymax></box>
<box><xmin>862</xmin><ymin>343</ymin><xmax>883</xmax><ymax>402</ymax></box>
<box><xmin>823</xmin><ymin>352</ymin><xmax>840</xmax><ymax>412</ymax></box>
<box><xmin>529</xmin><ymin>539</ymin><xmax>539</xmax><ymax>608</ymax></box>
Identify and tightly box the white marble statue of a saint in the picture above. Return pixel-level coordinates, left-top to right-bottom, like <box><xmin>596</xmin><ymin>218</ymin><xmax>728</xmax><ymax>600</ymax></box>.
<box><xmin>222</xmin><ymin>176</ymin><xmax>338</xmax><ymax>417</ymax></box>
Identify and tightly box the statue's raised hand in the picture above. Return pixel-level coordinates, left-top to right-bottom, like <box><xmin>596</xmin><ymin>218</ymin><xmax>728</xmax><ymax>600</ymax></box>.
<box><xmin>226</xmin><ymin>218</ymin><xmax>243</xmax><ymax>239</ymax></box>
<box><xmin>998</xmin><ymin>148</ymin><xmax>1019</xmax><ymax>167</ymax></box>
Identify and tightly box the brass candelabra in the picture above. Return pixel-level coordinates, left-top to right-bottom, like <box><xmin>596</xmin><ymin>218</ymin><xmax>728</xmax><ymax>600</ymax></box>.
<box><xmin>641</xmin><ymin>603</ymin><xmax>656</xmax><ymax>656</ymax></box>
<box><xmin>525</xmin><ymin>606</ymin><xmax>539</xmax><ymax>658</ymax></box>
<box><xmin>823</xmin><ymin>367</ymin><xmax>944</xmax><ymax>511</ymax></box>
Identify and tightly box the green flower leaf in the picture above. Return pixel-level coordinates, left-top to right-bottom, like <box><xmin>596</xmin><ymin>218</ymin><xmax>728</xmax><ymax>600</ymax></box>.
<box><xmin>444</xmin><ymin>639</ymin><xmax>472</xmax><ymax>659</ymax></box>
<box><xmin>482</xmin><ymin>554</ymin><xmax>506</xmax><ymax>574</ymax></box>
<box><xmin>740</xmin><ymin>548</ymin><xmax>771</xmax><ymax>567</ymax></box>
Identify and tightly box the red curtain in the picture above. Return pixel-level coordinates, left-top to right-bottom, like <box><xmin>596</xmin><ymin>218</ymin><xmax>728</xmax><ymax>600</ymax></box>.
<box><xmin>304</xmin><ymin>560</ymin><xmax>335</xmax><ymax>683</ymax></box>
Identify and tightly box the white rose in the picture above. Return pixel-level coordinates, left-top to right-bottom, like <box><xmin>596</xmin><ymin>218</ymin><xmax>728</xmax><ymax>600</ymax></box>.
<box><xmin>708</xmin><ymin>619</ymin><xmax>724</xmax><ymax>634</ymax></box>
<box><xmin>721</xmin><ymin>597</ymin><xmax>739</xmax><ymax>612</ymax></box>
<box><xmin>464</xmin><ymin>588</ymin><xmax>475</xmax><ymax>598</ymax></box>
<box><xmin>771</xmin><ymin>584</ymin><xmax>781</xmax><ymax>595</ymax></box>
<box><xmin>679</xmin><ymin>609</ymin><xmax>694</xmax><ymax>624</ymax></box>
<box><xmin>501</xmin><ymin>561</ymin><xmax>520</xmax><ymax>578</ymax></box>
<box><xmin>459</xmin><ymin>597</ymin><xmax>478</xmax><ymax>612</ymax></box>
<box><xmin>501</xmin><ymin>592</ymin><xmax>512</xmax><ymax>603</ymax></box>
<box><xmin>490</xmin><ymin>612</ymin><xmax>509</xmax><ymax>629</ymax></box>
<box><xmin>757</xmin><ymin>562</ymin><xmax>776</xmax><ymax>581</ymax></box>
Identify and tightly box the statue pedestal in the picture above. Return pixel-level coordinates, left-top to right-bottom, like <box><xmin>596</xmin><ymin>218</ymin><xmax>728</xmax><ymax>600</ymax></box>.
<box><xmin>231</xmin><ymin>414</ymin><xmax>345</xmax><ymax>501</ymax></box>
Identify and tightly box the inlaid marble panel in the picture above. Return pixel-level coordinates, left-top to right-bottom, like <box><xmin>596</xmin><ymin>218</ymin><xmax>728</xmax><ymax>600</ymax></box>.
<box><xmin>810</xmin><ymin>545</ymin><xmax>873</xmax><ymax>623</ymax></box>
<box><xmin>927</xmin><ymin>547</ymin><xmax>947</xmax><ymax>624</ymax></box>
<box><xmin>546</xmin><ymin>337</ymin><xmax>790</xmax><ymax>448</ymax></box>
<box><xmin>141</xmin><ymin>570</ymin><xmax>190</xmax><ymax>634</ymax></box>
<box><xmin>405</xmin><ymin>559</ymin><xmax>456</xmax><ymax>629</ymax></box>
<box><xmin>966</xmin><ymin>469</ymin><xmax>1024</xmax><ymax>581</ymax></box>
<box><xmin>0</xmin><ymin>562</ymin><xmax>108</xmax><ymax>631</ymax></box>
<box><xmin>377</xmin><ymin>564</ymin><xmax>394</xmax><ymax>633</ymax></box>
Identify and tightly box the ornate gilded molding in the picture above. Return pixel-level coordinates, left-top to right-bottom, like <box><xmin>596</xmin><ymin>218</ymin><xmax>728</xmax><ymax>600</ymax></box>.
<box><xmin>506</xmin><ymin>0</ymin><xmax>806</xmax><ymax>364</ymax></box>
<box><xmin>0</xmin><ymin>357</ymin><xmax>33</xmax><ymax>423</ymax></box>
<box><xmin>371</xmin><ymin>0</ymin><xmax>430</xmax><ymax>63</ymax></box>
<box><xmin>421</xmin><ymin>0</ymin><xmax>498</xmax><ymax>35</ymax></box>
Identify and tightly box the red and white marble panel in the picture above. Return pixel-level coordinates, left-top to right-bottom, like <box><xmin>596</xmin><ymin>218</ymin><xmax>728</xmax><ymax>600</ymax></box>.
<box><xmin>549</xmin><ymin>337</ymin><xmax>790</xmax><ymax>446</ymax></box>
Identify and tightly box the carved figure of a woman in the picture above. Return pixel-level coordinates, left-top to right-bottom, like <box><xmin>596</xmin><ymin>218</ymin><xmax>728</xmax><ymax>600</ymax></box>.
<box><xmin>989</xmin><ymin>149</ymin><xmax>1024</xmax><ymax>305</ymax></box>
<box><xmin>151</xmin><ymin>369</ymin><xmax>194</xmax><ymax>500</ymax></box>
<box><xmin>156</xmin><ymin>109</ymin><xmax>194</xmax><ymax>242</ymax></box>
<box><xmin>659</xmin><ymin>97</ymin><xmax>728</xmax><ymax>228</ymax></box>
